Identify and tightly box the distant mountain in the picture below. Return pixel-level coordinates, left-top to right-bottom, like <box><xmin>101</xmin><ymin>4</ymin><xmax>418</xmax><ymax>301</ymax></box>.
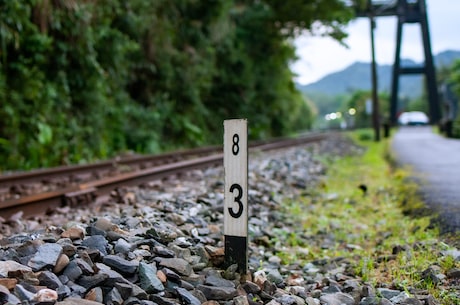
<box><xmin>297</xmin><ymin>50</ymin><xmax>460</xmax><ymax>98</ymax></box>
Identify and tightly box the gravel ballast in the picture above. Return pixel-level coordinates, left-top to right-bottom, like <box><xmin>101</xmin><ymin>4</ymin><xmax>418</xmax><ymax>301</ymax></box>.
<box><xmin>0</xmin><ymin>134</ymin><xmax>458</xmax><ymax>305</ymax></box>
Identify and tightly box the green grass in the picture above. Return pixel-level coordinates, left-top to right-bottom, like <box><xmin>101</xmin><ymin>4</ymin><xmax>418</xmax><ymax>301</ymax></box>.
<box><xmin>278</xmin><ymin>129</ymin><xmax>459</xmax><ymax>304</ymax></box>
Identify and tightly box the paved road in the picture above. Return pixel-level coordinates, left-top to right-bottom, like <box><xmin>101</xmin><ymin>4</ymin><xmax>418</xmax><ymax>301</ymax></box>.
<box><xmin>391</xmin><ymin>126</ymin><xmax>460</xmax><ymax>234</ymax></box>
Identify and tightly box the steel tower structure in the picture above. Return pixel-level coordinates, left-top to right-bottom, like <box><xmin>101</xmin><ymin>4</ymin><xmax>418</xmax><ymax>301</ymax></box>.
<box><xmin>358</xmin><ymin>0</ymin><xmax>440</xmax><ymax>125</ymax></box>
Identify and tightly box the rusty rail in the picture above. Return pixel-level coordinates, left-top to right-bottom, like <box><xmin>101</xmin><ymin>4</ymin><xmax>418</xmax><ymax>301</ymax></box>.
<box><xmin>0</xmin><ymin>145</ymin><xmax>222</xmax><ymax>188</ymax></box>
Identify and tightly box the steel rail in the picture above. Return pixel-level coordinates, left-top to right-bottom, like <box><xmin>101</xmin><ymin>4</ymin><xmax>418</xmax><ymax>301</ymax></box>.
<box><xmin>0</xmin><ymin>145</ymin><xmax>222</xmax><ymax>188</ymax></box>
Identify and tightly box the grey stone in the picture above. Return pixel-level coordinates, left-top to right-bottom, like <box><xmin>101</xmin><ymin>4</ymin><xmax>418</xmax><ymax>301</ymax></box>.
<box><xmin>59</xmin><ymin>274</ymin><xmax>70</xmax><ymax>285</ymax></box>
<box><xmin>342</xmin><ymin>279</ymin><xmax>361</xmax><ymax>292</ymax></box>
<box><xmin>241</xmin><ymin>281</ymin><xmax>261</xmax><ymax>294</ymax></box>
<box><xmin>180</xmin><ymin>279</ymin><xmax>195</xmax><ymax>290</ymax></box>
<box><xmin>158</xmin><ymin>258</ymin><xmax>193</xmax><ymax>276</ymax></box>
<box><xmin>377</xmin><ymin>288</ymin><xmax>401</xmax><ymax>300</ymax></box>
<box><xmin>153</xmin><ymin>245</ymin><xmax>176</xmax><ymax>258</ymax></box>
<box><xmin>275</xmin><ymin>294</ymin><xmax>305</xmax><ymax>305</ymax></box>
<box><xmin>57</xmin><ymin>284</ymin><xmax>71</xmax><ymax>300</ymax></box>
<box><xmin>96</xmin><ymin>266</ymin><xmax>147</xmax><ymax>299</ymax></box>
<box><xmin>97</xmin><ymin>267</ymin><xmax>128</xmax><ymax>286</ymax></box>
<box><xmin>105</xmin><ymin>287</ymin><xmax>123</xmax><ymax>305</ymax></box>
<box><xmin>234</xmin><ymin>295</ymin><xmax>250</xmax><ymax>305</ymax></box>
<box><xmin>14</xmin><ymin>284</ymin><xmax>36</xmax><ymax>302</ymax></box>
<box><xmin>150</xmin><ymin>294</ymin><xmax>182</xmax><ymax>305</ymax></box>
<box><xmin>57</xmin><ymin>238</ymin><xmax>78</xmax><ymax>257</ymax></box>
<box><xmin>266</xmin><ymin>268</ymin><xmax>284</xmax><ymax>285</ymax></box>
<box><xmin>304</xmin><ymin>297</ymin><xmax>318</xmax><ymax>305</ymax></box>
<box><xmin>146</xmin><ymin>223</ymin><xmax>179</xmax><ymax>243</ymax></box>
<box><xmin>103</xmin><ymin>255</ymin><xmax>139</xmax><ymax>275</ymax></box>
<box><xmin>400</xmin><ymin>298</ymin><xmax>424</xmax><ymax>305</ymax></box>
<box><xmin>86</xmin><ymin>225</ymin><xmax>107</xmax><ymax>237</ymax></box>
<box><xmin>6</xmin><ymin>292</ymin><xmax>21</xmax><ymax>305</ymax></box>
<box><xmin>162</xmin><ymin>267</ymin><xmax>181</xmax><ymax>282</ymax></box>
<box><xmin>190</xmin><ymin>289</ymin><xmax>207</xmax><ymax>303</ymax></box>
<box><xmin>172</xmin><ymin>236</ymin><xmax>193</xmax><ymax>248</ymax></box>
<box><xmin>132</xmin><ymin>249</ymin><xmax>152</xmax><ymax>259</ymax></box>
<box><xmin>196</xmin><ymin>284</ymin><xmax>237</xmax><ymax>301</ymax></box>
<box><xmin>106</xmin><ymin>230</ymin><xmax>127</xmax><ymax>242</ymax></box>
<box><xmin>175</xmin><ymin>287</ymin><xmax>201</xmax><ymax>305</ymax></box>
<box><xmin>191</xmin><ymin>245</ymin><xmax>209</xmax><ymax>265</ymax></box>
<box><xmin>164</xmin><ymin>278</ymin><xmax>181</xmax><ymax>292</ymax></box>
<box><xmin>28</xmin><ymin>243</ymin><xmax>63</xmax><ymax>271</ymax></box>
<box><xmin>123</xmin><ymin>297</ymin><xmax>140</xmax><ymax>305</ymax></box>
<box><xmin>361</xmin><ymin>285</ymin><xmax>376</xmax><ymax>298</ymax></box>
<box><xmin>114</xmin><ymin>238</ymin><xmax>132</xmax><ymax>254</ymax></box>
<box><xmin>359</xmin><ymin>296</ymin><xmax>380</xmax><ymax>305</ymax></box>
<box><xmin>75</xmin><ymin>257</ymin><xmax>94</xmax><ymax>275</ymax></box>
<box><xmin>77</xmin><ymin>273</ymin><xmax>109</xmax><ymax>290</ymax></box>
<box><xmin>38</xmin><ymin>270</ymin><xmax>63</xmax><ymax>290</ymax></box>
<box><xmin>16</xmin><ymin>240</ymin><xmax>42</xmax><ymax>257</ymax></box>
<box><xmin>170</xmin><ymin>244</ymin><xmax>192</xmax><ymax>261</ymax></box>
<box><xmin>124</xmin><ymin>297</ymin><xmax>157</xmax><ymax>305</ymax></box>
<box><xmin>69</xmin><ymin>282</ymin><xmax>87</xmax><ymax>297</ymax></box>
<box><xmin>287</xmin><ymin>286</ymin><xmax>306</xmax><ymax>298</ymax></box>
<box><xmin>114</xmin><ymin>282</ymin><xmax>133</xmax><ymax>300</ymax></box>
<box><xmin>442</xmin><ymin>249</ymin><xmax>460</xmax><ymax>261</ymax></box>
<box><xmin>322</xmin><ymin>285</ymin><xmax>341</xmax><ymax>293</ymax></box>
<box><xmin>82</xmin><ymin>235</ymin><xmax>109</xmax><ymax>256</ymax></box>
<box><xmin>63</xmin><ymin>260</ymin><xmax>83</xmax><ymax>282</ymax></box>
<box><xmin>93</xmin><ymin>217</ymin><xmax>116</xmax><ymax>232</ymax></box>
<box><xmin>266</xmin><ymin>300</ymin><xmax>281</xmax><ymax>305</ymax></box>
<box><xmin>138</xmin><ymin>262</ymin><xmax>165</xmax><ymax>293</ymax></box>
<box><xmin>389</xmin><ymin>291</ymin><xmax>410</xmax><ymax>303</ymax></box>
<box><xmin>204</xmin><ymin>274</ymin><xmax>235</xmax><ymax>288</ymax></box>
<box><xmin>319</xmin><ymin>292</ymin><xmax>355</xmax><ymax>305</ymax></box>
<box><xmin>0</xmin><ymin>285</ymin><xmax>9</xmax><ymax>304</ymax></box>
<box><xmin>130</xmin><ymin>283</ymin><xmax>149</xmax><ymax>300</ymax></box>
<box><xmin>263</xmin><ymin>280</ymin><xmax>278</xmax><ymax>295</ymax></box>
<box><xmin>379</xmin><ymin>299</ymin><xmax>393</xmax><ymax>305</ymax></box>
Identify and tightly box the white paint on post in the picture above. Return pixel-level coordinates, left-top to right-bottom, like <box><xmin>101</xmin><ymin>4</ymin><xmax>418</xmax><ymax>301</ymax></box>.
<box><xmin>224</xmin><ymin>119</ymin><xmax>248</xmax><ymax>236</ymax></box>
<box><xmin>223</xmin><ymin>119</ymin><xmax>248</xmax><ymax>273</ymax></box>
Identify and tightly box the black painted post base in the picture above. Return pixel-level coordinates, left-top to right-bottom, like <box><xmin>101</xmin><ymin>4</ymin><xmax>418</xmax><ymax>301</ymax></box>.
<box><xmin>224</xmin><ymin>235</ymin><xmax>247</xmax><ymax>274</ymax></box>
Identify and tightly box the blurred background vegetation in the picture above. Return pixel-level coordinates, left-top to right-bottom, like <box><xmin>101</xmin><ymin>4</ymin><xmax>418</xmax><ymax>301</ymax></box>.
<box><xmin>1</xmin><ymin>0</ymin><xmax>460</xmax><ymax>171</ymax></box>
<box><xmin>0</xmin><ymin>0</ymin><xmax>358</xmax><ymax>170</ymax></box>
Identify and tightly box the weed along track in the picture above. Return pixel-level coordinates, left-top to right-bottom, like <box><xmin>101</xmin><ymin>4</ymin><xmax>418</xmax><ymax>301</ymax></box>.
<box><xmin>0</xmin><ymin>131</ymin><xmax>458</xmax><ymax>305</ymax></box>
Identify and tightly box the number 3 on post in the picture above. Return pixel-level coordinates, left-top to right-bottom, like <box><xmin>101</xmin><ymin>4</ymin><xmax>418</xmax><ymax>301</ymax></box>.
<box><xmin>223</xmin><ymin>119</ymin><xmax>248</xmax><ymax>274</ymax></box>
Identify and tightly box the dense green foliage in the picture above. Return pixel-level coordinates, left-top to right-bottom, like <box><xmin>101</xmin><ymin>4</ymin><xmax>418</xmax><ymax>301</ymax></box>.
<box><xmin>0</xmin><ymin>0</ymin><xmax>356</xmax><ymax>170</ymax></box>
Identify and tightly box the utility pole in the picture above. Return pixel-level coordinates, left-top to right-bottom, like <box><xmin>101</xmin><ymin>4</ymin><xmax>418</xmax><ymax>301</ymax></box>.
<box><xmin>369</xmin><ymin>2</ymin><xmax>380</xmax><ymax>142</ymax></box>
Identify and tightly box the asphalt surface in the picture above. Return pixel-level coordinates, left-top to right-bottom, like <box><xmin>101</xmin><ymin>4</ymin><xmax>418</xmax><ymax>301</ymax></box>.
<box><xmin>391</xmin><ymin>126</ymin><xmax>460</xmax><ymax>234</ymax></box>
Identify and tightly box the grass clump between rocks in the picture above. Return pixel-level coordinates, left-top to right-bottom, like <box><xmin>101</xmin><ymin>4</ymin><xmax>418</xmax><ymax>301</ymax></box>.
<box><xmin>278</xmin><ymin>129</ymin><xmax>459</xmax><ymax>304</ymax></box>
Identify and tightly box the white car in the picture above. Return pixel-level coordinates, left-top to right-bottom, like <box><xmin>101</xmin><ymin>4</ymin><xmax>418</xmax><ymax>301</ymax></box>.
<box><xmin>398</xmin><ymin>111</ymin><xmax>429</xmax><ymax>126</ymax></box>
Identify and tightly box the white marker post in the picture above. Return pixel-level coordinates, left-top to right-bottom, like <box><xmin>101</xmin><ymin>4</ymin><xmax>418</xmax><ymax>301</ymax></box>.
<box><xmin>223</xmin><ymin>119</ymin><xmax>248</xmax><ymax>274</ymax></box>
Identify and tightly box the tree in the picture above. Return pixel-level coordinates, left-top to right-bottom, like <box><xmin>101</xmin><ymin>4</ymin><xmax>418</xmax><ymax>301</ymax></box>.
<box><xmin>0</xmin><ymin>0</ymin><xmax>357</xmax><ymax>170</ymax></box>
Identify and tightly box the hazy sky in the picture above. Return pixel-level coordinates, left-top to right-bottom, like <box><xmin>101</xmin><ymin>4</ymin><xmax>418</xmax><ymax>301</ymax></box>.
<box><xmin>292</xmin><ymin>0</ymin><xmax>460</xmax><ymax>85</ymax></box>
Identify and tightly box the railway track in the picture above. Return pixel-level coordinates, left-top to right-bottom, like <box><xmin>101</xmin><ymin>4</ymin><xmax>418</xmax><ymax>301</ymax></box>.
<box><xmin>0</xmin><ymin>133</ymin><xmax>328</xmax><ymax>219</ymax></box>
<box><xmin>0</xmin><ymin>145</ymin><xmax>223</xmax><ymax>200</ymax></box>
